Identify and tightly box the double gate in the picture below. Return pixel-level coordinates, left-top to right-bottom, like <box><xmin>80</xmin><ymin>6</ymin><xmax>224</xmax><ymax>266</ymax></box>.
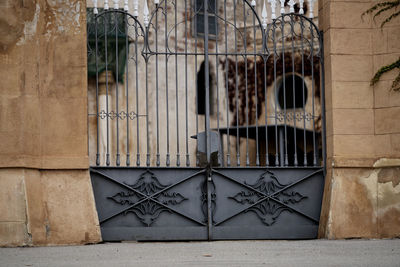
<box><xmin>88</xmin><ymin>0</ymin><xmax>326</xmax><ymax>240</ymax></box>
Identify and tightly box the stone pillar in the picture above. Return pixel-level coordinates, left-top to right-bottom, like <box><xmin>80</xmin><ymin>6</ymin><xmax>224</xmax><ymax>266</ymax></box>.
<box><xmin>0</xmin><ymin>0</ymin><xmax>101</xmax><ymax>246</ymax></box>
<box><xmin>318</xmin><ymin>0</ymin><xmax>400</xmax><ymax>239</ymax></box>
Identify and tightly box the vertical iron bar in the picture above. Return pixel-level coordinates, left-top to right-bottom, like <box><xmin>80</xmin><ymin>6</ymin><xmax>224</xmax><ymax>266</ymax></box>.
<box><xmin>253</xmin><ymin>8</ymin><xmax>260</xmax><ymax>167</ymax></box>
<box><xmin>95</xmin><ymin>17</ymin><xmax>100</xmax><ymax>166</ymax></box>
<box><xmin>279</xmin><ymin>127</ymin><xmax>284</xmax><ymax>166</ymax></box>
<box><xmin>125</xmin><ymin>13</ymin><xmax>130</xmax><ymax>166</ymax></box>
<box><xmin>273</xmin><ymin>24</ymin><xmax>279</xmax><ymax>166</ymax></box>
<box><xmin>185</xmin><ymin>0</ymin><xmax>190</xmax><ymax>166</ymax></box>
<box><xmin>310</xmin><ymin>23</ymin><xmax>317</xmax><ymax>166</ymax></box>
<box><xmin>165</xmin><ymin>0</ymin><xmax>170</xmax><ymax>166</ymax></box>
<box><xmin>233</xmin><ymin>1</ymin><xmax>240</xmax><ymax>166</ymax></box>
<box><xmin>115</xmin><ymin>12</ymin><xmax>120</xmax><ymax>166</ymax></box>
<box><xmin>135</xmin><ymin>20</ymin><xmax>140</xmax><ymax>166</ymax></box>
<box><xmin>155</xmin><ymin>5</ymin><xmax>160</xmax><ymax>166</ymax></box>
<box><xmin>281</xmin><ymin>18</ymin><xmax>288</xmax><ymax>166</ymax></box>
<box><xmin>263</xmin><ymin>46</ymin><xmax>269</xmax><ymax>166</ymax></box>
<box><xmin>204</xmin><ymin>0</ymin><xmax>212</xmax><ymax>241</ymax></box>
<box><xmin>194</xmin><ymin>3</ymin><xmax>199</xmax><ymax>167</ymax></box>
<box><xmin>243</xmin><ymin>4</ymin><xmax>249</xmax><ymax>166</ymax></box>
<box><xmin>290</xmin><ymin>15</ymin><xmax>298</xmax><ymax>166</ymax></box>
<box><xmin>224</xmin><ymin>0</ymin><xmax>231</xmax><ymax>167</ymax></box>
<box><xmin>214</xmin><ymin>0</ymin><xmax>220</xmax><ymax>164</ymax></box>
<box><xmin>105</xmin><ymin>13</ymin><xmax>110</xmax><ymax>166</ymax></box>
<box><xmin>145</xmin><ymin>26</ymin><xmax>150</xmax><ymax>167</ymax></box>
<box><xmin>320</xmin><ymin>31</ymin><xmax>327</xmax><ymax>173</ymax></box>
<box><xmin>175</xmin><ymin>0</ymin><xmax>180</xmax><ymax>167</ymax></box>
<box><xmin>204</xmin><ymin>0</ymin><xmax>211</xmax><ymax>164</ymax></box>
<box><xmin>300</xmin><ymin>18</ymin><xmax>307</xmax><ymax>166</ymax></box>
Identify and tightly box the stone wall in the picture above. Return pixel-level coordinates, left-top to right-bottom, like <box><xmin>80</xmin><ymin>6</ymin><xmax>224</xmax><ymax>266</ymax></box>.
<box><xmin>0</xmin><ymin>0</ymin><xmax>101</xmax><ymax>246</ymax></box>
<box><xmin>318</xmin><ymin>0</ymin><xmax>400</xmax><ymax>239</ymax></box>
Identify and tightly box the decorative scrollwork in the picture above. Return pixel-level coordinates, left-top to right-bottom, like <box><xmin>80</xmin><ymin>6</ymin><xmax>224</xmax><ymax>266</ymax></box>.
<box><xmin>229</xmin><ymin>191</ymin><xmax>259</xmax><ymax>204</ymax></box>
<box><xmin>124</xmin><ymin>170</ymin><xmax>169</xmax><ymax>195</ymax></box>
<box><xmin>274</xmin><ymin>112</ymin><xmax>314</xmax><ymax>122</ymax></box>
<box><xmin>125</xmin><ymin>200</ymin><xmax>171</xmax><ymax>226</ymax></box>
<box><xmin>246</xmin><ymin>200</ymin><xmax>291</xmax><ymax>226</ymax></box>
<box><xmin>228</xmin><ymin>171</ymin><xmax>307</xmax><ymax>226</ymax></box>
<box><xmin>245</xmin><ymin>170</ymin><xmax>286</xmax><ymax>195</ymax></box>
<box><xmin>201</xmin><ymin>180</ymin><xmax>216</xmax><ymax>223</ymax></box>
<box><xmin>108</xmin><ymin>191</ymin><xmax>138</xmax><ymax>205</ymax></box>
<box><xmin>107</xmin><ymin>170</ymin><xmax>188</xmax><ymax>226</ymax></box>
<box><xmin>157</xmin><ymin>192</ymin><xmax>187</xmax><ymax>205</ymax></box>
<box><xmin>98</xmin><ymin>110</ymin><xmax>145</xmax><ymax>120</ymax></box>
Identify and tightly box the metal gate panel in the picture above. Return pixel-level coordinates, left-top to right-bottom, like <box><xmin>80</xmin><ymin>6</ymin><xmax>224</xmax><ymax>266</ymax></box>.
<box><xmin>87</xmin><ymin>0</ymin><xmax>326</xmax><ymax>241</ymax></box>
<box><xmin>91</xmin><ymin>168</ymin><xmax>208</xmax><ymax>241</ymax></box>
<box><xmin>210</xmin><ymin>168</ymin><xmax>324</xmax><ymax>239</ymax></box>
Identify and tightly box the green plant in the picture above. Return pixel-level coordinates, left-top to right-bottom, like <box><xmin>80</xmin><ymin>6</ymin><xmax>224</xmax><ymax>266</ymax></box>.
<box><xmin>362</xmin><ymin>0</ymin><xmax>400</xmax><ymax>91</ymax></box>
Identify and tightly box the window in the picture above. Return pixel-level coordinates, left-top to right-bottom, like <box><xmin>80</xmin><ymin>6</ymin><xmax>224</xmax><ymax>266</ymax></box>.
<box><xmin>86</xmin><ymin>8</ymin><xmax>128</xmax><ymax>83</ymax></box>
<box><xmin>193</xmin><ymin>0</ymin><xmax>218</xmax><ymax>38</ymax></box>
<box><xmin>197</xmin><ymin>61</ymin><xmax>214</xmax><ymax>115</ymax></box>
<box><xmin>277</xmin><ymin>74</ymin><xmax>308</xmax><ymax>109</ymax></box>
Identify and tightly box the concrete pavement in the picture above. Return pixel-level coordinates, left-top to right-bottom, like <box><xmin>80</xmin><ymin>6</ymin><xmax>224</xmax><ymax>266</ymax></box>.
<box><xmin>1</xmin><ymin>239</ymin><xmax>399</xmax><ymax>267</ymax></box>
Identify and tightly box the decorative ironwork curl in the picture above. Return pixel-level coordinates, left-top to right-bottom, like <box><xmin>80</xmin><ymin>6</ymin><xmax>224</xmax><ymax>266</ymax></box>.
<box><xmin>228</xmin><ymin>171</ymin><xmax>308</xmax><ymax>226</ymax></box>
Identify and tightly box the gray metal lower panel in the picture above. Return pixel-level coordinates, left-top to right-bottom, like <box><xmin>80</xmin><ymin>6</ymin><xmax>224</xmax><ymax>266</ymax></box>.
<box><xmin>101</xmin><ymin>227</ymin><xmax>208</xmax><ymax>241</ymax></box>
<box><xmin>90</xmin><ymin>167</ymin><xmax>324</xmax><ymax>241</ymax></box>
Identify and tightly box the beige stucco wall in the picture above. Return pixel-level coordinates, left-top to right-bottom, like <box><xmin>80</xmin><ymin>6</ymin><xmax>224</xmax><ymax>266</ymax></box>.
<box><xmin>318</xmin><ymin>0</ymin><xmax>400</xmax><ymax>238</ymax></box>
<box><xmin>0</xmin><ymin>0</ymin><xmax>101</xmax><ymax>246</ymax></box>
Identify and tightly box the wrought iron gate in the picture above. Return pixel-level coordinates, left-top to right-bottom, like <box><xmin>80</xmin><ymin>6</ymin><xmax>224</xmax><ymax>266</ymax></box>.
<box><xmin>87</xmin><ymin>0</ymin><xmax>326</xmax><ymax>241</ymax></box>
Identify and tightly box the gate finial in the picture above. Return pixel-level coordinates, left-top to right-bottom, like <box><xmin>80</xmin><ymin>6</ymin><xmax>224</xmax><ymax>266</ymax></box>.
<box><xmin>124</xmin><ymin>0</ymin><xmax>129</xmax><ymax>11</ymax></box>
<box><xmin>93</xmin><ymin>0</ymin><xmax>98</xmax><ymax>14</ymax></box>
<box><xmin>144</xmin><ymin>0</ymin><xmax>149</xmax><ymax>27</ymax></box>
<box><xmin>262</xmin><ymin>0</ymin><xmax>268</xmax><ymax>29</ymax></box>
<box><xmin>308</xmin><ymin>0</ymin><xmax>315</xmax><ymax>18</ymax></box>
<box><xmin>279</xmin><ymin>0</ymin><xmax>285</xmax><ymax>15</ymax></box>
<box><xmin>268</xmin><ymin>0</ymin><xmax>277</xmax><ymax>19</ymax></box>
<box><xmin>133</xmin><ymin>0</ymin><xmax>139</xmax><ymax>17</ymax></box>
<box><xmin>104</xmin><ymin>0</ymin><xmax>109</xmax><ymax>10</ymax></box>
<box><xmin>288</xmin><ymin>0</ymin><xmax>295</xmax><ymax>13</ymax></box>
<box><xmin>299</xmin><ymin>0</ymin><xmax>304</xmax><ymax>14</ymax></box>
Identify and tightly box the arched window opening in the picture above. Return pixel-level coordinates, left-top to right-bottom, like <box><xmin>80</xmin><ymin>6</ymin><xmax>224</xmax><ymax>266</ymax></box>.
<box><xmin>197</xmin><ymin>61</ymin><xmax>214</xmax><ymax>115</ymax></box>
<box><xmin>277</xmin><ymin>74</ymin><xmax>308</xmax><ymax>109</ymax></box>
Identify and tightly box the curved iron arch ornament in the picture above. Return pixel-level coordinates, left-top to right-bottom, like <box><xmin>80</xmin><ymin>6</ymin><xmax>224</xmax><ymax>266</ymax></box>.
<box><xmin>88</xmin><ymin>0</ymin><xmax>326</xmax><ymax>241</ymax></box>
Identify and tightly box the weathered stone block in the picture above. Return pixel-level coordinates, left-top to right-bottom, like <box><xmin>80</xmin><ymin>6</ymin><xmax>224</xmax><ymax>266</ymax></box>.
<box><xmin>332</xmin><ymin>81</ymin><xmax>373</xmax><ymax>109</ymax></box>
<box><xmin>377</xmin><ymin>167</ymin><xmax>400</xmax><ymax>238</ymax></box>
<box><xmin>374</xmin><ymin>134</ymin><xmax>393</xmax><ymax>158</ymax></box>
<box><xmin>387</xmin><ymin>27</ymin><xmax>400</xmax><ymax>53</ymax></box>
<box><xmin>0</xmin><ymin>63</ymin><xmax>21</xmax><ymax>97</ymax></box>
<box><xmin>373</xmin><ymin>53</ymin><xmax>400</xmax><ymax>81</ymax></box>
<box><xmin>391</xmin><ymin>134</ymin><xmax>400</xmax><ymax>157</ymax></box>
<box><xmin>40</xmin><ymin>97</ymin><xmax>88</xmax><ymax>159</ymax></box>
<box><xmin>24</xmin><ymin>170</ymin><xmax>101</xmax><ymax>245</ymax></box>
<box><xmin>0</xmin><ymin>169</ymin><xmax>27</xmax><ymax>222</ymax></box>
<box><xmin>374</xmin><ymin>80</ymin><xmax>400</xmax><ymax>108</ymax></box>
<box><xmin>332</xmin><ymin>108</ymin><xmax>374</xmax><ymax>135</ymax></box>
<box><xmin>0</xmin><ymin>222</ymin><xmax>29</xmax><ymax>247</ymax></box>
<box><xmin>329</xmin><ymin>29</ymin><xmax>372</xmax><ymax>55</ymax></box>
<box><xmin>329</xmin><ymin>2</ymin><xmax>372</xmax><ymax>29</ymax></box>
<box><xmin>375</xmin><ymin>107</ymin><xmax>400</xmax><ymax>134</ymax></box>
<box><xmin>333</xmin><ymin>135</ymin><xmax>375</xmax><ymax>157</ymax></box>
<box><xmin>331</xmin><ymin>55</ymin><xmax>372</xmax><ymax>82</ymax></box>
<box><xmin>327</xmin><ymin>168</ymin><xmax>378</xmax><ymax>239</ymax></box>
<box><xmin>372</xmin><ymin>28</ymin><xmax>388</xmax><ymax>55</ymax></box>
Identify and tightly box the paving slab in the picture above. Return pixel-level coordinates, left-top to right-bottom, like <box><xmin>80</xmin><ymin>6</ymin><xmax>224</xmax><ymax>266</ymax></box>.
<box><xmin>1</xmin><ymin>239</ymin><xmax>399</xmax><ymax>267</ymax></box>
